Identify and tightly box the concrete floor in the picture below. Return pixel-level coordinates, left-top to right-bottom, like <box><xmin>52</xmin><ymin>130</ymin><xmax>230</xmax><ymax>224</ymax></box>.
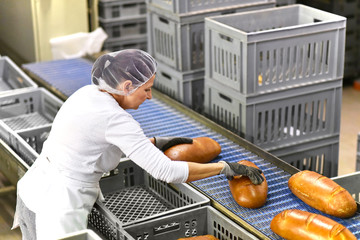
<box><xmin>0</xmin><ymin>84</ymin><xmax>359</xmax><ymax>239</ymax></box>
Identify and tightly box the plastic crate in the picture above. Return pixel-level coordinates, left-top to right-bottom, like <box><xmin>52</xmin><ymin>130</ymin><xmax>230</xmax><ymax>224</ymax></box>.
<box><xmin>276</xmin><ymin>0</ymin><xmax>296</xmax><ymax>6</ymax></box>
<box><xmin>270</xmin><ymin>134</ymin><xmax>339</xmax><ymax>177</ymax></box>
<box><xmin>99</xmin><ymin>16</ymin><xmax>147</xmax><ymax>39</ymax></box>
<box><xmin>0</xmin><ymin>87</ymin><xmax>63</xmax><ymax>130</ymax></box>
<box><xmin>154</xmin><ymin>61</ymin><xmax>204</xmax><ymax>112</ymax></box>
<box><xmin>204</xmin><ymin>4</ymin><xmax>346</xmax><ymax>95</ymax></box>
<box><xmin>103</xmin><ymin>36</ymin><xmax>147</xmax><ymax>52</ymax></box>
<box><xmin>59</xmin><ymin>229</ymin><xmax>103</xmax><ymax>240</ymax></box>
<box><xmin>204</xmin><ymin>76</ymin><xmax>342</xmax><ymax>150</ymax></box>
<box><xmin>0</xmin><ymin>56</ymin><xmax>37</xmax><ymax>95</ymax></box>
<box><xmin>147</xmin><ymin>1</ymin><xmax>275</xmax><ymax>72</ymax></box>
<box><xmin>332</xmin><ymin>171</ymin><xmax>360</xmax><ymax>202</ymax></box>
<box><xmin>146</xmin><ymin>0</ymin><xmax>274</xmax><ymax>14</ymax></box>
<box><xmin>99</xmin><ymin>0</ymin><xmax>146</xmax><ymax>21</ymax></box>
<box><xmin>122</xmin><ymin>206</ymin><xmax>258</xmax><ymax>240</ymax></box>
<box><xmin>88</xmin><ymin>159</ymin><xmax>210</xmax><ymax>240</ymax></box>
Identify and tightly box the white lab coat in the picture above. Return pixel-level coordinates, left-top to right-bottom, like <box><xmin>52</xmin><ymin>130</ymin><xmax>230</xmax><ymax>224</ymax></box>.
<box><xmin>13</xmin><ymin>85</ymin><xmax>188</xmax><ymax>239</ymax></box>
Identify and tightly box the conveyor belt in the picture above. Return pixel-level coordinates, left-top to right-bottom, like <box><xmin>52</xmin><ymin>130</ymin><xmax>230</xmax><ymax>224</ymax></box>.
<box><xmin>22</xmin><ymin>58</ymin><xmax>360</xmax><ymax>239</ymax></box>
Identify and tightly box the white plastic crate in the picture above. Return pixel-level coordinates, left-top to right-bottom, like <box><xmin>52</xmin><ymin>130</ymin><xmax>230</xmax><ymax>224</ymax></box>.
<box><xmin>99</xmin><ymin>0</ymin><xmax>146</xmax><ymax>20</ymax></box>
<box><xmin>147</xmin><ymin>1</ymin><xmax>275</xmax><ymax>72</ymax></box>
<box><xmin>88</xmin><ymin>159</ymin><xmax>210</xmax><ymax>240</ymax></box>
<box><xmin>270</xmin><ymin>134</ymin><xmax>339</xmax><ymax>178</ymax></box>
<box><xmin>99</xmin><ymin>16</ymin><xmax>147</xmax><ymax>39</ymax></box>
<box><xmin>103</xmin><ymin>36</ymin><xmax>147</xmax><ymax>52</ymax></box>
<box><xmin>122</xmin><ymin>206</ymin><xmax>258</xmax><ymax>240</ymax></box>
<box><xmin>146</xmin><ymin>0</ymin><xmax>274</xmax><ymax>14</ymax></box>
<box><xmin>204</xmin><ymin>76</ymin><xmax>342</xmax><ymax>150</ymax></box>
<box><xmin>0</xmin><ymin>56</ymin><xmax>37</xmax><ymax>95</ymax></box>
<box><xmin>154</xmin><ymin>60</ymin><xmax>204</xmax><ymax>112</ymax></box>
<box><xmin>59</xmin><ymin>229</ymin><xmax>103</xmax><ymax>240</ymax></box>
<box><xmin>205</xmin><ymin>4</ymin><xmax>346</xmax><ymax>95</ymax></box>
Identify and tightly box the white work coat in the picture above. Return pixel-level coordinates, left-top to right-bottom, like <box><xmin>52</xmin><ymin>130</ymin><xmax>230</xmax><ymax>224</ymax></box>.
<box><xmin>13</xmin><ymin>85</ymin><xmax>188</xmax><ymax>239</ymax></box>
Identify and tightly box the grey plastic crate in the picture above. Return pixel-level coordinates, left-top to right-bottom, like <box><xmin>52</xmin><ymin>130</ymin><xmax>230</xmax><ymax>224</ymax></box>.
<box><xmin>205</xmin><ymin>4</ymin><xmax>346</xmax><ymax>95</ymax></box>
<box><xmin>123</xmin><ymin>206</ymin><xmax>258</xmax><ymax>240</ymax></box>
<box><xmin>270</xmin><ymin>134</ymin><xmax>339</xmax><ymax>177</ymax></box>
<box><xmin>154</xmin><ymin>61</ymin><xmax>204</xmax><ymax>112</ymax></box>
<box><xmin>332</xmin><ymin>171</ymin><xmax>360</xmax><ymax>202</ymax></box>
<box><xmin>99</xmin><ymin>16</ymin><xmax>147</xmax><ymax>39</ymax></box>
<box><xmin>146</xmin><ymin>0</ymin><xmax>274</xmax><ymax>14</ymax></box>
<box><xmin>0</xmin><ymin>87</ymin><xmax>63</xmax><ymax>130</ymax></box>
<box><xmin>88</xmin><ymin>159</ymin><xmax>210</xmax><ymax>240</ymax></box>
<box><xmin>99</xmin><ymin>0</ymin><xmax>146</xmax><ymax>21</ymax></box>
<box><xmin>103</xmin><ymin>36</ymin><xmax>147</xmax><ymax>52</ymax></box>
<box><xmin>0</xmin><ymin>56</ymin><xmax>37</xmax><ymax>95</ymax></box>
<box><xmin>147</xmin><ymin>1</ymin><xmax>275</xmax><ymax>72</ymax></box>
<box><xmin>204</xmin><ymin>76</ymin><xmax>342</xmax><ymax>150</ymax></box>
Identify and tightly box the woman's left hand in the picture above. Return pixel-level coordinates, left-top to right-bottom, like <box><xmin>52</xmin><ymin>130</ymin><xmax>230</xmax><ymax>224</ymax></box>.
<box><xmin>153</xmin><ymin>137</ymin><xmax>193</xmax><ymax>152</ymax></box>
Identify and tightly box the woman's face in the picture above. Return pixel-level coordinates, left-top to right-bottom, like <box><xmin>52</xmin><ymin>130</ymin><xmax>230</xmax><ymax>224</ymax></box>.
<box><xmin>113</xmin><ymin>74</ymin><xmax>155</xmax><ymax>110</ymax></box>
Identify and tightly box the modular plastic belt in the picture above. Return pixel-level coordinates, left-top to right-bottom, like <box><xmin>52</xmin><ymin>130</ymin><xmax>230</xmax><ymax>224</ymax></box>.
<box><xmin>22</xmin><ymin>58</ymin><xmax>360</xmax><ymax>239</ymax></box>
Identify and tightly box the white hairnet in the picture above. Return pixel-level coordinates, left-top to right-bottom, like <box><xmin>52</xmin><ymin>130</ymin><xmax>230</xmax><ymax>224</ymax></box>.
<box><xmin>91</xmin><ymin>49</ymin><xmax>157</xmax><ymax>95</ymax></box>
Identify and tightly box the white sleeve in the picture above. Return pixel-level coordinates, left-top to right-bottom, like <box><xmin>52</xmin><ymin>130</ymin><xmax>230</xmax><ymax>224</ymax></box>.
<box><xmin>105</xmin><ymin>113</ymin><xmax>189</xmax><ymax>183</ymax></box>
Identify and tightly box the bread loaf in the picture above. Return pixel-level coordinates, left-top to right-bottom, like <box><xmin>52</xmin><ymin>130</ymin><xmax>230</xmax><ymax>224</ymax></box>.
<box><xmin>177</xmin><ymin>235</ymin><xmax>219</xmax><ymax>240</ymax></box>
<box><xmin>164</xmin><ymin>137</ymin><xmax>221</xmax><ymax>163</ymax></box>
<box><xmin>270</xmin><ymin>209</ymin><xmax>357</xmax><ymax>240</ymax></box>
<box><xmin>228</xmin><ymin>160</ymin><xmax>268</xmax><ymax>208</ymax></box>
<box><xmin>288</xmin><ymin>170</ymin><xmax>357</xmax><ymax>218</ymax></box>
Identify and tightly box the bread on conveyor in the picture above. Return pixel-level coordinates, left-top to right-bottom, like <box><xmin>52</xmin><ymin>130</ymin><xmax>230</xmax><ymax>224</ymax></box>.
<box><xmin>177</xmin><ymin>235</ymin><xmax>219</xmax><ymax>240</ymax></box>
<box><xmin>270</xmin><ymin>209</ymin><xmax>357</xmax><ymax>240</ymax></box>
<box><xmin>228</xmin><ymin>160</ymin><xmax>268</xmax><ymax>208</ymax></box>
<box><xmin>164</xmin><ymin>137</ymin><xmax>221</xmax><ymax>163</ymax></box>
<box><xmin>288</xmin><ymin>170</ymin><xmax>357</xmax><ymax>218</ymax></box>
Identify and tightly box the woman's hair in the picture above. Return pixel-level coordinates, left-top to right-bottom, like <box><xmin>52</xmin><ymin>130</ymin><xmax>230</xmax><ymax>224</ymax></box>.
<box><xmin>91</xmin><ymin>49</ymin><xmax>157</xmax><ymax>95</ymax></box>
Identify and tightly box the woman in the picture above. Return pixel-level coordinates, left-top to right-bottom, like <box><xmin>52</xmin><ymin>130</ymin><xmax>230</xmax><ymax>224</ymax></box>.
<box><xmin>12</xmin><ymin>49</ymin><xmax>263</xmax><ymax>240</ymax></box>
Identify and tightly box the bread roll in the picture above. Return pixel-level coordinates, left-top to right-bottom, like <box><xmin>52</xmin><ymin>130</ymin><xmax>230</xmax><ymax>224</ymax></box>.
<box><xmin>228</xmin><ymin>160</ymin><xmax>268</xmax><ymax>208</ymax></box>
<box><xmin>164</xmin><ymin>137</ymin><xmax>221</xmax><ymax>163</ymax></box>
<box><xmin>270</xmin><ymin>209</ymin><xmax>357</xmax><ymax>240</ymax></box>
<box><xmin>177</xmin><ymin>235</ymin><xmax>219</xmax><ymax>240</ymax></box>
<box><xmin>288</xmin><ymin>170</ymin><xmax>357</xmax><ymax>218</ymax></box>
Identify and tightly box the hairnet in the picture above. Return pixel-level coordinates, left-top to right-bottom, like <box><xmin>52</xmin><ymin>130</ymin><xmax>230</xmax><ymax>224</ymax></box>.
<box><xmin>91</xmin><ymin>49</ymin><xmax>157</xmax><ymax>95</ymax></box>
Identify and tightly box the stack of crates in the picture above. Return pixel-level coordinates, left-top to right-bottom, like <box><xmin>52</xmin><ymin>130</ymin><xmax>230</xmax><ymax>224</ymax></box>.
<box><xmin>146</xmin><ymin>0</ymin><xmax>276</xmax><ymax>112</ymax></box>
<box><xmin>298</xmin><ymin>0</ymin><xmax>360</xmax><ymax>81</ymax></box>
<box><xmin>99</xmin><ymin>0</ymin><xmax>148</xmax><ymax>52</ymax></box>
<box><xmin>203</xmin><ymin>4</ymin><xmax>346</xmax><ymax>177</ymax></box>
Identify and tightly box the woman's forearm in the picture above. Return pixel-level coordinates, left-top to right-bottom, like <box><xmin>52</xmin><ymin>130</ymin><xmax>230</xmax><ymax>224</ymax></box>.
<box><xmin>186</xmin><ymin>162</ymin><xmax>224</xmax><ymax>182</ymax></box>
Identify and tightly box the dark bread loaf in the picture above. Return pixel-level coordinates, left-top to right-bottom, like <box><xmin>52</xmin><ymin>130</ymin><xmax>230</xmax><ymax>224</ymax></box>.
<box><xmin>164</xmin><ymin>137</ymin><xmax>221</xmax><ymax>163</ymax></box>
<box><xmin>228</xmin><ymin>160</ymin><xmax>268</xmax><ymax>208</ymax></box>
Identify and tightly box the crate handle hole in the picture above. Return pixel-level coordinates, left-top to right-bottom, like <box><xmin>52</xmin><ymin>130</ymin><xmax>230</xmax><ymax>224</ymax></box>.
<box><xmin>219</xmin><ymin>93</ymin><xmax>232</xmax><ymax>103</ymax></box>
<box><xmin>161</xmin><ymin>72</ymin><xmax>172</xmax><ymax>80</ymax></box>
<box><xmin>218</xmin><ymin>33</ymin><xmax>233</xmax><ymax>42</ymax></box>
<box><xmin>159</xmin><ymin>17</ymin><xmax>169</xmax><ymax>24</ymax></box>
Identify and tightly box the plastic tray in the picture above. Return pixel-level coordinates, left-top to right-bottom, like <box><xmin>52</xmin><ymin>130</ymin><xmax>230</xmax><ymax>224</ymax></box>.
<box><xmin>99</xmin><ymin>16</ymin><xmax>147</xmax><ymax>39</ymax></box>
<box><xmin>122</xmin><ymin>206</ymin><xmax>258</xmax><ymax>240</ymax></box>
<box><xmin>154</xmin><ymin>60</ymin><xmax>204</xmax><ymax>112</ymax></box>
<box><xmin>204</xmin><ymin>4</ymin><xmax>346</xmax><ymax>95</ymax></box>
<box><xmin>146</xmin><ymin>0</ymin><xmax>274</xmax><ymax>14</ymax></box>
<box><xmin>99</xmin><ymin>0</ymin><xmax>146</xmax><ymax>21</ymax></box>
<box><xmin>147</xmin><ymin>1</ymin><xmax>275</xmax><ymax>72</ymax></box>
<box><xmin>332</xmin><ymin>171</ymin><xmax>360</xmax><ymax>202</ymax></box>
<box><xmin>270</xmin><ymin>134</ymin><xmax>340</xmax><ymax>177</ymax></box>
<box><xmin>88</xmin><ymin>159</ymin><xmax>210</xmax><ymax>240</ymax></box>
<box><xmin>0</xmin><ymin>56</ymin><xmax>37</xmax><ymax>95</ymax></box>
<box><xmin>204</xmin><ymin>76</ymin><xmax>342</xmax><ymax>151</ymax></box>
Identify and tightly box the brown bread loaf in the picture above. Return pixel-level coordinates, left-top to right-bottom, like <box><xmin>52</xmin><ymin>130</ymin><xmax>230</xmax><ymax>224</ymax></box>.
<box><xmin>228</xmin><ymin>160</ymin><xmax>268</xmax><ymax>208</ymax></box>
<box><xmin>164</xmin><ymin>137</ymin><xmax>221</xmax><ymax>163</ymax></box>
<box><xmin>270</xmin><ymin>209</ymin><xmax>357</xmax><ymax>240</ymax></box>
<box><xmin>288</xmin><ymin>170</ymin><xmax>357</xmax><ymax>218</ymax></box>
<box><xmin>177</xmin><ymin>235</ymin><xmax>219</xmax><ymax>240</ymax></box>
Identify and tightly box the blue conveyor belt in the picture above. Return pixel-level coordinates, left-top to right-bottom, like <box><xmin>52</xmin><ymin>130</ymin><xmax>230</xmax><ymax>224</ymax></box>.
<box><xmin>22</xmin><ymin>58</ymin><xmax>360</xmax><ymax>239</ymax></box>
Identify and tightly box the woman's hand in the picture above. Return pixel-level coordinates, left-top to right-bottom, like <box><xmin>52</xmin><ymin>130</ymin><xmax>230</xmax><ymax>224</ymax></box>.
<box><xmin>219</xmin><ymin>161</ymin><xmax>264</xmax><ymax>185</ymax></box>
<box><xmin>152</xmin><ymin>137</ymin><xmax>193</xmax><ymax>152</ymax></box>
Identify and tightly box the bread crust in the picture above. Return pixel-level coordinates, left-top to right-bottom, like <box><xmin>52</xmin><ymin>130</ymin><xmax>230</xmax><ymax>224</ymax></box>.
<box><xmin>288</xmin><ymin>170</ymin><xmax>357</xmax><ymax>218</ymax></box>
<box><xmin>271</xmin><ymin>209</ymin><xmax>357</xmax><ymax>240</ymax></box>
<box><xmin>164</xmin><ymin>137</ymin><xmax>221</xmax><ymax>163</ymax></box>
<box><xmin>177</xmin><ymin>235</ymin><xmax>219</xmax><ymax>240</ymax></box>
<box><xmin>228</xmin><ymin>160</ymin><xmax>268</xmax><ymax>208</ymax></box>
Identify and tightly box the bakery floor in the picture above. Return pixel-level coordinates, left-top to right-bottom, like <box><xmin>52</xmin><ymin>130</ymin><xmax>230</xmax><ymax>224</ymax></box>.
<box><xmin>0</xmin><ymin>84</ymin><xmax>359</xmax><ymax>239</ymax></box>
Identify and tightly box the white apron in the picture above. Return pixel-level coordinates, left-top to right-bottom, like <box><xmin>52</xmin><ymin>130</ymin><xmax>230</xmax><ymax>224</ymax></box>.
<box><xmin>13</xmin><ymin>155</ymin><xmax>104</xmax><ymax>240</ymax></box>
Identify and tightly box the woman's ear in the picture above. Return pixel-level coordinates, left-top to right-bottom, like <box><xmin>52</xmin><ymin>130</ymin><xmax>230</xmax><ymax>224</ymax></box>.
<box><xmin>122</xmin><ymin>80</ymin><xmax>133</xmax><ymax>95</ymax></box>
